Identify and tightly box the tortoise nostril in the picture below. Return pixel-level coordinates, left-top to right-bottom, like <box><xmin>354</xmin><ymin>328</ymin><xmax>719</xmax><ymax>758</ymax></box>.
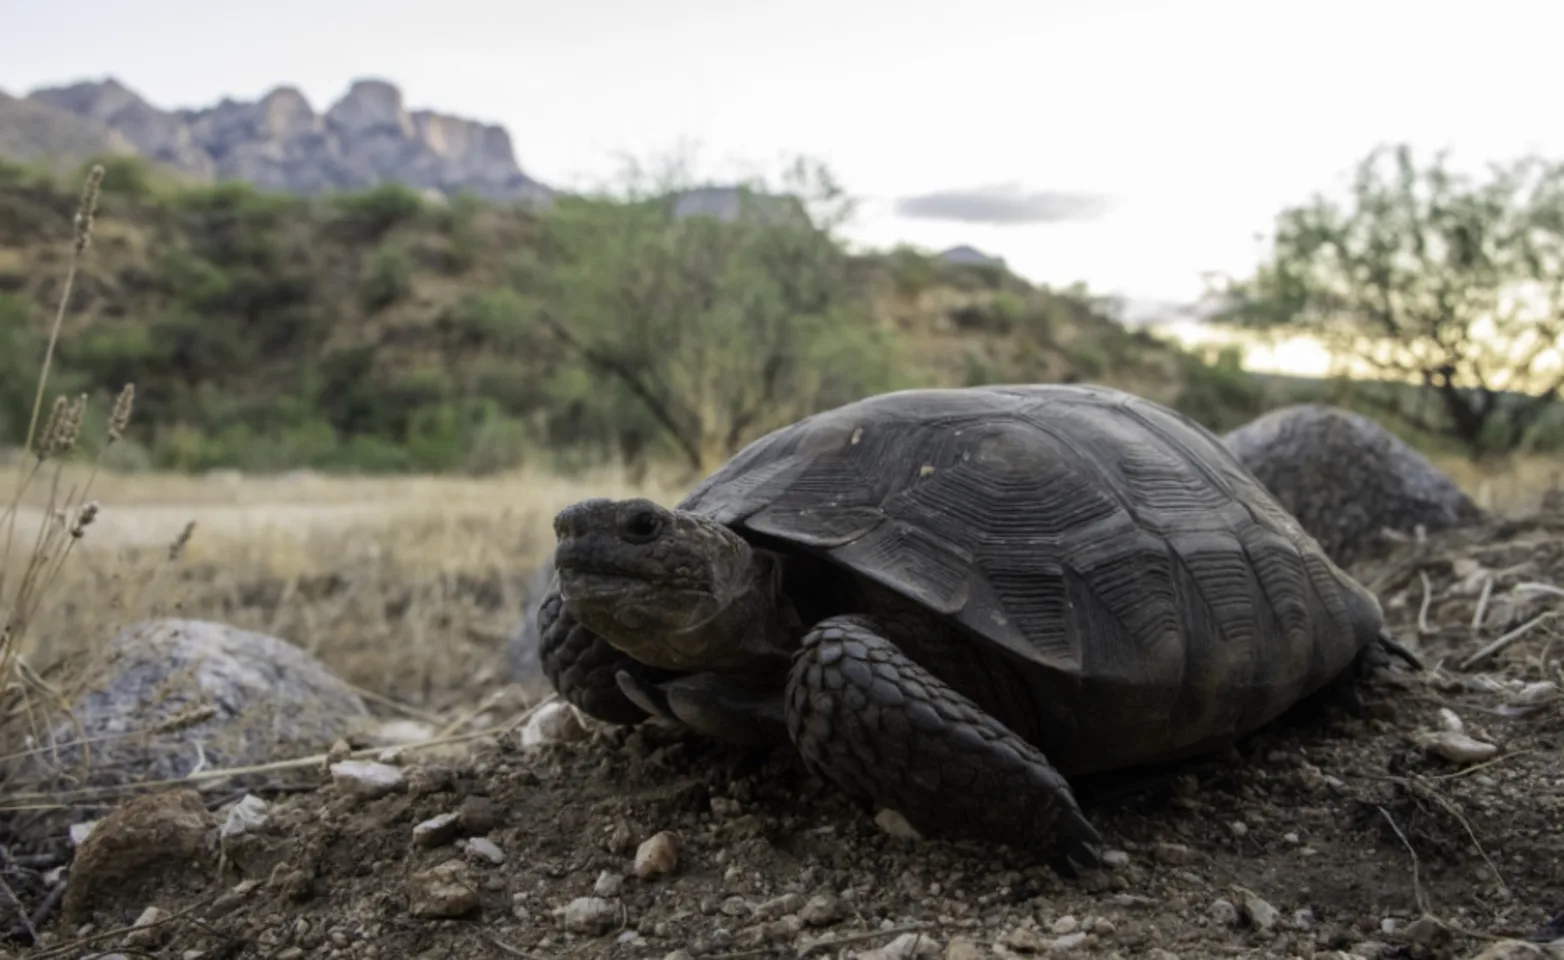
<box><xmin>620</xmin><ymin>509</ymin><xmax>665</xmax><ymax>545</ymax></box>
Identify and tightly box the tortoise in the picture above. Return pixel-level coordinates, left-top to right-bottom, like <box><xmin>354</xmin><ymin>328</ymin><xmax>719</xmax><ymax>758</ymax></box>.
<box><xmin>538</xmin><ymin>383</ymin><xmax>1417</xmax><ymax>870</ymax></box>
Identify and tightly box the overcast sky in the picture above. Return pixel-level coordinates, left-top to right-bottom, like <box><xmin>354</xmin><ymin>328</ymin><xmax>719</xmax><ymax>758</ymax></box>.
<box><xmin>4</xmin><ymin>0</ymin><xmax>1563</xmax><ymax>309</ymax></box>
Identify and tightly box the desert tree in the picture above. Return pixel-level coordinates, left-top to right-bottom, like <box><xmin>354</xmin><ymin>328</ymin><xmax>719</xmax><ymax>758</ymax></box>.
<box><xmin>515</xmin><ymin>149</ymin><xmax>899</xmax><ymax>473</ymax></box>
<box><xmin>1214</xmin><ymin>144</ymin><xmax>1564</xmax><ymax>457</ymax></box>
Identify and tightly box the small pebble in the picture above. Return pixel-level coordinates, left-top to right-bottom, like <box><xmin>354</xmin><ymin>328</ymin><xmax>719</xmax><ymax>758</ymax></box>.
<box><xmin>1413</xmin><ymin>730</ymin><xmax>1500</xmax><ymax>765</ymax></box>
<box><xmin>329</xmin><ymin>760</ymin><xmax>405</xmax><ymax>799</ymax></box>
<box><xmin>412</xmin><ymin>813</ymin><xmax>460</xmax><ymax>848</ymax></box>
<box><xmin>519</xmin><ymin>701</ymin><xmax>588</xmax><ymax>749</ymax></box>
<box><xmin>464</xmin><ymin>837</ymin><xmax>505</xmax><ymax>865</ymax></box>
<box><xmin>557</xmin><ymin>896</ymin><xmax>619</xmax><ymax>934</ymax></box>
<box><xmin>1209</xmin><ymin>899</ymin><xmax>1240</xmax><ymax>927</ymax></box>
<box><xmin>634</xmin><ymin>831</ymin><xmax>680</xmax><ymax>877</ymax></box>
<box><xmin>875</xmin><ymin>809</ymin><xmax>923</xmax><ymax>840</ymax></box>
<box><xmin>594</xmin><ymin>871</ymin><xmax>625</xmax><ymax>896</ymax></box>
<box><xmin>406</xmin><ymin>860</ymin><xmax>479</xmax><ymax>919</ymax></box>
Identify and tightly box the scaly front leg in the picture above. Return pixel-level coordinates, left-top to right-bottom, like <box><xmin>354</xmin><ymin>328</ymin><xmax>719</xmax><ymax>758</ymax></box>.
<box><xmin>785</xmin><ymin>614</ymin><xmax>1103</xmax><ymax>872</ymax></box>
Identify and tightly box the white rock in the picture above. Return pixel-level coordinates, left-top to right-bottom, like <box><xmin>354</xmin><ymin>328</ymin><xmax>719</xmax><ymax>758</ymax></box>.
<box><xmin>557</xmin><ymin>896</ymin><xmax>619</xmax><ymax>934</ymax></box>
<box><xmin>594</xmin><ymin>870</ymin><xmax>625</xmax><ymax>896</ymax></box>
<box><xmin>330</xmin><ymin>759</ymin><xmax>406</xmax><ymax>798</ymax></box>
<box><xmin>874</xmin><ymin>808</ymin><xmax>923</xmax><ymax>840</ymax></box>
<box><xmin>1412</xmin><ymin>730</ymin><xmax>1500</xmax><ymax>765</ymax></box>
<box><xmin>519</xmin><ymin>701</ymin><xmax>588</xmax><ymax>749</ymax></box>
<box><xmin>634</xmin><ymin>831</ymin><xmax>680</xmax><ymax>877</ymax></box>
<box><xmin>370</xmin><ymin>718</ymin><xmax>439</xmax><ymax>745</ymax></box>
<box><xmin>124</xmin><ymin>905</ymin><xmax>166</xmax><ymax>947</ymax></box>
<box><xmin>856</xmin><ymin>931</ymin><xmax>940</xmax><ymax>959</ymax></box>
<box><xmin>1437</xmin><ymin>707</ymin><xmax>1465</xmax><ymax>732</ymax></box>
<box><xmin>1051</xmin><ymin>915</ymin><xmax>1080</xmax><ymax>934</ymax></box>
<box><xmin>1049</xmin><ymin>932</ymin><xmax>1090</xmax><ymax>951</ymax></box>
<box><xmin>1101</xmin><ymin>849</ymin><xmax>1131</xmax><ymax>868</ymax></box>
<box><xmin>1512</xmin><ymin>681</ymin><xmax>1559</xmax><ymax>705</ymax></box>
<box><xmin>220</xmin><ymin>794</ymin><xmax>269</xmax><ymax>839</ymax></box>
<box><xmin>1240</xmin><ymin>892</ymin><xmax>1280</xmax><ymax>932</ymax></box>
<box><xmin>465</xmin><ymin>837</ymin><xmax>506</xmax><ymax>865</ymax></box>
<box><xmin>412</xmin><ymin>812</ymin><xmax>460</xmax><ymax>848</ymax></box>
<box><xmin>70</xmin><ymin>820</ymin><xmax>99</xmax><ymax>846</ymax></box>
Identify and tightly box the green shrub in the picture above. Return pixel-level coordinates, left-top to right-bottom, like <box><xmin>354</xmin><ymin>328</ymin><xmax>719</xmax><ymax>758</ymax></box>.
<box><xmin>361</xmin><ymin>245</ymin><xmax>414</xmax><ymax>311</ymax></box>
<box><xmin>333</xmin><ymin>183</ymin><xmax>428</xmax><ymax>240</ymax></box>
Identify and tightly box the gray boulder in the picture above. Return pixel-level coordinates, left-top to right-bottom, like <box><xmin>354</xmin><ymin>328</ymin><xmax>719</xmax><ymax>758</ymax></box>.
<box><xmin>28</xmin><ymin>618</ymin><xmax>370</xmax><ymax>793</ymax></box>
<box><xmin>506</xmin><ymin>553</ymin><xmax>556</xmax><ymax>689</ymax></box>
<box><xmin>1223</xmin><ymin>403</ymin><xmax>1484</xmax><ymax>566</ymax></box>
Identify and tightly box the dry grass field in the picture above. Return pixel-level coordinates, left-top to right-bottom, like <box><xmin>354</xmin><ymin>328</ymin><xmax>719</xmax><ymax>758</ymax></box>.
<box><xmin>6</xmin><ymin>450</ymin><xmax>1553</xmax><ymax>701</ymax></box>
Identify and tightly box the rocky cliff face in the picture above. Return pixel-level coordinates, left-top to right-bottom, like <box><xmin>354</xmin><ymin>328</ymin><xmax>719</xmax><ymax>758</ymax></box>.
<box><xmin>5</xmin><ymin>77</ymin><xmax>554</xmax><ymax>206</ymax></box>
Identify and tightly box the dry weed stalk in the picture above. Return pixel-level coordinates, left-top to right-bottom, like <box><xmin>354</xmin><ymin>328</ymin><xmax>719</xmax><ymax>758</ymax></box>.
<box><xmin>0</xmin><ymin>164</ymin><xmax>139</xmax><ymax>773</ymax></box>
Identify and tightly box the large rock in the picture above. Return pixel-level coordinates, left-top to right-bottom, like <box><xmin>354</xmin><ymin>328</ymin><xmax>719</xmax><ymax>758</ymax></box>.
<box><xmin>506</xmin><ymin>554</ymin><xmax>557</xmax><ymax>689</ymax></box>
<box><xmin>28</xmin><ymin>618</ymin><xmax>370</xmax><ymax>793</ymax></box>
<box><xmin>8</xmin><ymin>76</ymin><xmax>555</xmax><ymax>205</ymax></box>
<box><xmin>1223</xmin><ymin>403</ymin><xmax>1484</xmax><ymax>566</ymax></box>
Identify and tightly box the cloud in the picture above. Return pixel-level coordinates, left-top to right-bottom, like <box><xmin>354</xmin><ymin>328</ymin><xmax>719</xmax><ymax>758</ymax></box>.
<box><xmin>894</xmin><ymin>183</ymin><xmax>1115</xmax><ymax>226</ymax></box>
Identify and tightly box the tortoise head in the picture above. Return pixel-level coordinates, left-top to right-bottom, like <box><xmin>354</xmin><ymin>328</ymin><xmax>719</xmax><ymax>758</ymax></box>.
<box><xmin>551</xmin><ymin>497</ymin><xmax>787</xmax><ymax>672</ymax></box>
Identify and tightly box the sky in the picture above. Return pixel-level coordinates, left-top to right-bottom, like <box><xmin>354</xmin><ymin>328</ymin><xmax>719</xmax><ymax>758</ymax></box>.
<box><xmin>4</xmin><ymin>0</ymin><xmax>1564</xmax><ymax>327</ymax></box>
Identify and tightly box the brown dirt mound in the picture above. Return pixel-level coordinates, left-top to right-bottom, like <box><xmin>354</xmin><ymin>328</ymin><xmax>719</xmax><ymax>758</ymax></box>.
<box><xmin>6</xmin><ymin>516</ymin><xmax>1564</xmax><ymax>960</ymax></box>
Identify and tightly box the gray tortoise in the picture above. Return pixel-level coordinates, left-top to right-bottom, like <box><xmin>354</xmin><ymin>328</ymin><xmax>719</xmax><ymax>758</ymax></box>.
<box><xmin>538</xmin><ymin>384</ymin><xmax>1415</xmax><ymax>870</ymax></box>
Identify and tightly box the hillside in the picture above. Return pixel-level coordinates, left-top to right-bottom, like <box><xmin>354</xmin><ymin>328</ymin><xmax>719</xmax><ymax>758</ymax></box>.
<box><xmin>0</xmin><ymin>154</ymin><xmax>1269</xmax><ymax>477</ymax></box>
<box><xmin>0</xmin><ymin>76</ymin><xmax>553</xmax><ymax>205</ymax></box>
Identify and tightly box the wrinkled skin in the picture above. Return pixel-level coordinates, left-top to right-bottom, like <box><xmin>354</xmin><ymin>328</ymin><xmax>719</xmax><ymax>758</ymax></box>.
<box><xmin>539</xmin><ymin>497</ymin><xmax>1105</xmax><ymax>873</ymax></box>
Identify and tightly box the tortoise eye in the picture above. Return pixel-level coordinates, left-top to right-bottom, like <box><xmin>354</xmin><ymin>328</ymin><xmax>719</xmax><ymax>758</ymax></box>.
<box><xmin>620</xmin><ymin>509</ymin><xmax>665</xmax><ymax>544</ymax></box>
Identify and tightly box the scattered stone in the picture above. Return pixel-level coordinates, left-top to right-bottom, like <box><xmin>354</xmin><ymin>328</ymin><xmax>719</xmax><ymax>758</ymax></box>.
<box><xmin>62</xmin><ymin>788</ymin><xmax>216</xmax><ymax>925</ymax></box>
<box><xmin>330</xmin><ymin>759</ymin><xmax>405</xmax><ymax>798</ymax></box>
<box><xmin>1469</xmin><ymin>941</ymin><xmax>1552</xmax><ymax>960</ymax></box>
<box><xmin>999</xmin><ymin>926</ymin><xmax>1049</xmax><ymax>951</ymax></box>
<box><xmin>800</xmin><ymin>893</ymin><xmax>847</xmax><ymax>927</ymax></box>
<box><xmin>1051</xmin><ymin>915</ymin><xmax>1079</xmax><ymax>935</ymax></box>
<box><xmin>519</xmin><ymin>700</ymin><xmax>588</xmax><ymax>749</ymax></box>
<box><xmin>70</xmin><ymin>820</ymin><xmax>100</xmax><ymax>846</ymax></box>
<box><xmin>457</xmin><ymin>796</ymin><xmax>498</xmax><ymax>834</ymax></box>
<box><xmin>1101</xmin><ymin>849</ymin><xmax>1131</xmax><ymax>868</ymax></box>
<box><xmin>875</xmin><ymin>809</ymin><xmax>923</xmax><ymax>840</ymax></box>
<box><xmin>1049</xmin><ymin>931</ymin><xmax>1089</xmax><ymax>950</ymax></box>
<box><xmin>1412</xmin><ymin>730</ymin><xmax>1500</xmax><ymax>765</ymax></box>
<box><xmin>123</xmin><ymin>906</ymin><xmax>167</xmax><ymax>948</ymax></box>
<box><xmin>219</xmin><ymin>795</ymin><xmax>269</xmax><ymax>840</ymax></box>
<box><xmin>594</xmin><ymin>871</ymin><xmax>625</xmax><ymax>897</ymax></box>
<box><xmin>1209</xmin><ymin>899</ymin><xmax>1240</xmax><ymax>927</ymax></box>
<box><xmin>755</xmin><ymin>892</ymin><xmax>804</xmax><ymax>919</ymax></box>
<box><xmin>406</xmin><ymin>860</ymin><xmax>479</xmax><ymax>919</ymax></box>
<box><xmin>412</xmin><ymin>813</ymin><xmax>460</xmax><ymax>848</ymax></box>
<box><xmin>634</xmin><ymin>831</ymin><xmax>680</xmax><ymax>877</ymax></box>
<box><xmin>859</xmin><ymin>931</ymin><xmax>941</xmax><ymax>959</ymax></box>
<box><xmin>464</xmin><ymin>837</ymin><xmax>506</xmax><ymax>865</ymax></box>
<box><xmin>1238</xmin><ymin>890</ymin><xmax>1280</xmax><ymax>932</ymax></box>
<box><xmin>367</xmin><ymin>718</ymin><xmax>438</xmax><ymax>746</ymax></box>
<box><xmin>1153</xmin><ymin>841</ymin><xmax>1199</xmax><ymax>865</ymax></box>
<box><xmin>1400</xmin><ymin>915</ymin><xmax>1450</xmax><ymax>952</ymax></box>
<box><xmin>557</xmin><ymin>896</ymin><xmax>619</xmax><ymax>934</ymax></box>
<box><xmin>945</xmin><ymin>937</ymin><xmax>986</xmax><ymax>960</ymax></box>
<box><xmin>406</xmin><ymin>763</ymin><xmax>456</xmax><ymax>796</ymax></box>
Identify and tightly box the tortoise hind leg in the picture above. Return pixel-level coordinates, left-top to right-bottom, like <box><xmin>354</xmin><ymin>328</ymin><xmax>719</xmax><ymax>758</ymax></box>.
<box><xmin>785</xmin><ymin>614</ymin><xmax>1104</xmax><ymax>873</ymax></box>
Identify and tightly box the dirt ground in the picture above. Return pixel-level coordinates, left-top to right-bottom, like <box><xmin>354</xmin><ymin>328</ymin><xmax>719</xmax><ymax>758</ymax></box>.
<box><xmin>3</xmin><ymin>490</ymin><xmax>1563</xmax><ymax>960</ymax></box>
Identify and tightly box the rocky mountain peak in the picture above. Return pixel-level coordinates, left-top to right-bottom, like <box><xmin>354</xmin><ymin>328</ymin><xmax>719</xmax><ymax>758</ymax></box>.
<box><xmin>2</xmin><ymin>75</ymin><xmax>553</xmax><ymax>206</ymax></box>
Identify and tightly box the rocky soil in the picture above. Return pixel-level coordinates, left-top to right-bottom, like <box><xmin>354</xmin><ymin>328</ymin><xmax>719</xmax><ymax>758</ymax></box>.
<box><xmin>3</xmin><ymin>515</ymin><xmax>1564</xmax><ymax>960</ymax></box>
